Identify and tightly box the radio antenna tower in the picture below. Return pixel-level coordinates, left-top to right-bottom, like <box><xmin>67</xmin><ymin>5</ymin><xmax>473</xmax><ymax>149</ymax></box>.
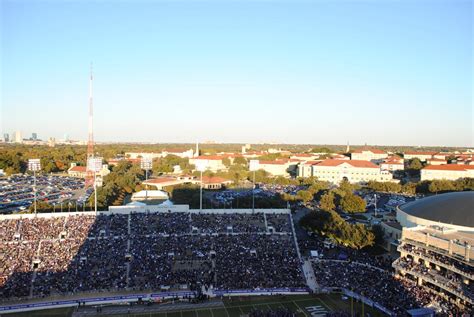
<box><xmin>85</xmin><ymin>63</ymin><xmax>95</xmax><ymax>188</ymax></box>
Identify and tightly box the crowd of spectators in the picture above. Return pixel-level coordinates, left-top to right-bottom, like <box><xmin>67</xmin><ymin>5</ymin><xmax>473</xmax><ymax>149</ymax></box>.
<box><xmin>401</xmin><ymin>243</ymin><xmax>473</xmax><ymax>276</ymax></box>
<box><xmin>299</xmin><ymin>235</ymin><xmax>392</xmax><ymax>270</ymax></box>
<box><xmin>190</xmin><ymin>213</ymin><xmax>266</xmax><ymax>234</ymax></box>
<box><xmin>0</xmin><ymin>211</ymin><xmax>302</xmax><ymax>301</ymax></box>
<box><xmin>312</xmin><ymin>260</ymin><xmax>469</xmax><ymax>315</ymax></box>
<box><xmin>0</xmin><ymin>219</ymin><xmax>19</xmax><ymax>241</ymax></box>
<box><xmin>266</xmin><ymin>214</ymin><xmax>292</xmax><ymax>232</ymax></box>
<box><xmin>131</xmin><ymin>212</ymin><xmax>190</xmax><ymax>235</ymax></box>
<box><xmin>394</xmin><ymin>256</ymin><xmax>471</xmax><ymax>300</ymax></box>
<box><xmin>129</xmin><ymin>235</ymin><xmax>213</xmax><ymax>290</ymax></box>
<box><xmin>0</xmin><ymin>241</ymin><xmax>37</xmax><ymax>298</ymax></box>
<box><xmin>214</xmin><ymin>234</ymin><xmax>304</xmax><ymax>290</ymax></box>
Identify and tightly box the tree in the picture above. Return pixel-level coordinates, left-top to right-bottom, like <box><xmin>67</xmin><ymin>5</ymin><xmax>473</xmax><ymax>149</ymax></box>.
<box><xmin>281</xmin><ymin>193</ymin><xmax>296</xmax><ymax>202</ymax></box>
<box><xmin>311</xmin><ymin>147</ymin><xmax>332</xmax><ymax>153</ymax></box>
<box><xmin>233</xmin><ymin>156</ymin><xmax>247</xmax><ymax>165</ymax></box>
<box><xmin>339</xmin><ymin>179</ymin><xmax>357</xmax><ymax>194</ymax></box>
<box><xmin>28</xmin><ymin>201</ymin><xmax>53</xmax><ymax>213</ymax></box>
<box><xmin>401</xmin><ymin>182</ymin><xmax>416</xmax><ymax>195</ymax></box>
<box><xmin>320</xmin><ymin>192</ymin><xmax>336</xmax><ymax>211</ymax></box>
<box><xmin>372</xmin><ymin>224</ymin><xmax>385</xmax><ymax>246</ymax></box>
<box><xmin>257</xmin><ymin>153</ymin><xmax>285</xmax><ymax>161</ymax></box>
<box><xmin>222</xmin><ymin>157</ymin><xmax>231</xmax><ymax>167</ymax></box>
<box><xmin>253</xmin><ymin>170</ymin><xmax>271</xmax><ymax>183</ymax></box>
<box><xmin>428</xmin><ymin>179</ymin><xmax>455</xmax><ymax>194</ymax></box>
<box><xmin>300</xmin><ymin>210</ymin><xmax>375</xmax><ymax>250</ymax></box>
<box><xmin>41</xmin><ymin>158</ymin><xmax>58</xmax><ymax>173</ymax></box>
<box><xmin>454</xmin><ymin>178</ymin><xmax>474</xmax><ymax>191</ymax></box>
<box><xmin>408</xmin><ymin>158</ymin><xmax>423</xmax><ymax>170</ymax></box>
<box><xmin>308</xmin><ymin>181</ymin><xmax>330</xmax><ymax>195</ymax></box>
<box><xmin>367</xmin><ymin>181</ymin><xmax>401</xmax><ymax>193</ymax></box>
<box><xmin>340</xmin><ymin>194</ymin><xmax>366</xmax><ymax>213</ymax></box>
<box><xmin>296</xmin><ymin>190</ymin><xmax>313</xmax><ymax>203</ymax></box>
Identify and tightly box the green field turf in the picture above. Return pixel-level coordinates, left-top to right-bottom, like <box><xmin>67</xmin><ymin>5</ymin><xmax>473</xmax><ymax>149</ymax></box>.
<box><xmin>5</xmin><ymin>294</ymin><xmax>387</xmax><ymax>317</ymax></box>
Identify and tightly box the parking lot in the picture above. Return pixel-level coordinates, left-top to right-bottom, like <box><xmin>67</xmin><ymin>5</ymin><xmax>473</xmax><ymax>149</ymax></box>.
<box><xmin>363</xmin><ymin>192</ymin><xmax>416</xmax><ymax>214</ymax></box>
<box><xmin>207</xmin><ymin>183</ymin><xmax>305</xmax><ymax>207</ymax></box>
<box><xmin>0</xmin><ymin>174</ymin><xmax>91</xmax><ymax>214</ymax></box>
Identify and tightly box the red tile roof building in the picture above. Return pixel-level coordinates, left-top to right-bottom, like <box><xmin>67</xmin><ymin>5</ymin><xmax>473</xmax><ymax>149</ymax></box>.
<box><xmin>311</xmin><ymin>159</ymin><xmax>394</xmax><ymax>184</ymax></box>
<box><xmin>201</xmin><ymin>176</ymin><xmax>232</xmax><ymax>189</ymax></box>
<box><xmin>258</xmin><ymin>159</ymin><xmax>299</xmax><ymax>177</ymax></box>
<box><xmin>189</xmin><ymin>156</ymin><xmax>227</xmax><ymax>172</ymax></box>
<box><xmin>421</xmin><ymin>164</ymin><xmax>474</xmax><ymax>181</ymax></box>
<box><xmin>67</xmin><ymin>163</ymin><xmax>110</xmax><ymax>178</ymax></box>
<box><xmin>380</xmin><ymin>156</ymin><xmax>405</xmax><ymax>172</ymax></box>
<box><xmin>350</xmin><ymin>148</ymin><xmax>388</xmax><ymax>163</ymax></box>
<box><xmin>403</xmin><ymin>151</ymin><xmax>437</xmax><ymax>162</ymax></box>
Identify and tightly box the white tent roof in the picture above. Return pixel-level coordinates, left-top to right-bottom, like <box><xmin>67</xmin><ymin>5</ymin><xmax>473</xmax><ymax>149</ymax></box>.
<box><xmin>131</xmin><ymin>190</ymin><xmax>169</xmax><ymax>200</ymax></box>
<box><xmin>126</xmin><ymin>201</ymin><xmax>147</xmax><ymax>207</ymax></box>
<box><xmin>158</xmin><ymin>199</ymin><xmax>174</xmax><ymax>207</ymax></box>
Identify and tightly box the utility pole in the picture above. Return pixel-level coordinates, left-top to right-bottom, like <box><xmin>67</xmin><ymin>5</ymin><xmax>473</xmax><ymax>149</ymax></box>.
<box><xmin>28</xmin><ymin>159</ymin><xmax>41</xmax><ymax>216</ymax></box>
<box><xmin>374</xmin><ymin>193</ymin><xmax>377</xmax><ymax>218</ymax></box>
<box><xmin>140</xmin><ymin>157</ymin><xmax>153</xmax><ymax>201</ymax></box>
<box><xmin>196</xmin><ymin>160</ymin><xmax>208</xmax><ymax>212</ymax></box>
<box><xmin>249</xmin><ymin>160</ymin><xmax>260</xmax><ymax>213</ymax></box>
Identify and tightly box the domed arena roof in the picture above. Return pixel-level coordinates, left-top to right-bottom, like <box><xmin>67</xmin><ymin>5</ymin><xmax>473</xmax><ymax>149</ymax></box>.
<box><xmin>399</xmin><ymin>191</ymin><xmax>474</xmax><ymax>228</ymax></box>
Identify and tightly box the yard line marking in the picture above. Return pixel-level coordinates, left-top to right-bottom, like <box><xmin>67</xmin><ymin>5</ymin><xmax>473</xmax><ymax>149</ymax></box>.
<box><xmin>320</xmin><ymin>294</ymin><xmax>338</xmax><ymax>311</ymax></box>
<box><xmin>292</xmin><ymin>300</ymin><xmax>309</xmax><ymax>317</ymax></box>
<box><xmin>223</xmin><ymin>307</ymin><xmax>231</xmax><ymax>317</ymax></box>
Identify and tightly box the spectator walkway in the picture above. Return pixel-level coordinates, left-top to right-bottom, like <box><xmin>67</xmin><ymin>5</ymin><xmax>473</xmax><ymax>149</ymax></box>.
<box><xmin>302</xmin><ymin>260</ymin><xmax>318</xmax><ymax>292</ymax></box>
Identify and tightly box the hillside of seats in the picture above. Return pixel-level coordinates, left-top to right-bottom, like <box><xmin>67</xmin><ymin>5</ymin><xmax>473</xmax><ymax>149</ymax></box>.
<box><xmin>0</xmin><ymin>211</ymin><xmax>305</xmax><ymax>301</ymax></box>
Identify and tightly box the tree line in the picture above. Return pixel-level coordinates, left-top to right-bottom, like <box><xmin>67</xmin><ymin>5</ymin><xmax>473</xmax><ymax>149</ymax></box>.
<box><xmin>366</xmin><ymin>178</ymin><xmax>474</xmax><ymax>195</ymax></box>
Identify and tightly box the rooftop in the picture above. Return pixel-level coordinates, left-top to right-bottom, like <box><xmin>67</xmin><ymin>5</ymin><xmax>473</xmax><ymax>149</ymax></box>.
<box><xmin>423</xmin><ymin>164</ymin><xmax>474</xmax><ymax>171</ymax></box>
<box><xmin>400</xmin><ymin>192</ymin><xmax>474</xmax><ymax>228</ymax></box>
<box><xmin>314</xmin><ymin>159</ymin><xmax>379</xmax><ymax>168</ymax></box>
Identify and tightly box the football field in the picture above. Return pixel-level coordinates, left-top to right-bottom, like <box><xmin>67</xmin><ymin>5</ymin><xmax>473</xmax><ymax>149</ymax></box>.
<box><xmin>6</xmin><ymin>294</ymin><xmax>387</xmax><ymax>317</ymax></box>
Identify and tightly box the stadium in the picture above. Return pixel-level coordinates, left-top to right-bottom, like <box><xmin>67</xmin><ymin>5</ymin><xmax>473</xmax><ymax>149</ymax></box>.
<box><xmin>0</xmin><ymin>195</ymin><xmax>472</xmax><ymax>316</ymax></box>
<box><xmin>394</xmin><ymin>192</ymin><xmax>474</xmax><ymax>313</ymax></box>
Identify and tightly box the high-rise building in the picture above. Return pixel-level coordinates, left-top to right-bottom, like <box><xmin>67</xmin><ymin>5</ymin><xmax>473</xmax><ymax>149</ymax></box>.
<box><xmin>3</xmin><ymin>133</ymin><xmax>9</xmax><ymax>142</ymax></box>
<box><xmin>14</xmin><ymin>131</ymin><xmax>22</xmax><ymax>143</ymax></box>
<box><xmin>48</xmin><ymin>137</ymin><xmax>56</xmax><ymax>147</ymax></box>
<box><xmin>32</xmin><ymin>133</ymin><xmax>37</xmax><ymax>140</ymax></box>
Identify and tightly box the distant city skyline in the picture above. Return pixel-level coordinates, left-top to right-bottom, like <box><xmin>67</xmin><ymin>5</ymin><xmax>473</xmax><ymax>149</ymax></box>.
<box><xmin>1</xmin><ymin>0</ymin><xmax>472</xmax><ymax>147</ymax></box>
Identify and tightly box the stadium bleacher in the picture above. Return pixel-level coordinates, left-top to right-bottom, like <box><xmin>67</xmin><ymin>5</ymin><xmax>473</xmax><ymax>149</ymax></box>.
<box><xmin>0</xmin><ymin>210</ymin><xmax>306</xmax><ymax>301</ymax></box>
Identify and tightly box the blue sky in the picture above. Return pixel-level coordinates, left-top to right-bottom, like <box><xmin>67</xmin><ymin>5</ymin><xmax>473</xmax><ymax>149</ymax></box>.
<box><xmin>1</xmin><ymin>0</ymin><xmax>472</xmax><ymax>146</ymax></box>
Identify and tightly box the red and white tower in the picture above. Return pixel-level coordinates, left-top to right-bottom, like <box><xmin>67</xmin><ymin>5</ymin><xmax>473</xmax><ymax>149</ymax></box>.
<box><xmin>85</xmin><ymin>64</ymin><xmax>95</xmax><ymax>188</ymax></box>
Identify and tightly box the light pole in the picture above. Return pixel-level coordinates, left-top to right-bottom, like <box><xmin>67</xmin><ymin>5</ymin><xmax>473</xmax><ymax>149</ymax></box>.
<box><xmin>140</xmin><ymin>157</ymin><xmax>153</xmax><ymax>201</ymax></box>
<box><xmin>374</xmin><ymin>193</ymin><xmax>377</xmax><ymax>218</ymax></box>
<box><xmin>87</xmin><ymin>157</ymin><xmax>103</xmax><ymax>215</ymax></box>
<box><xmin>28</xmin><ymin>159</ymin><xmax>41</xmax><ymax>215</ymax></box>
<box><xmin>196</xmin><ymin>160</ymin><xmax>208</xmax><ymax>211</ymax></box>
<box><xmin>249</xmin><ymin>160</ymin><xmax>260</xmax><ymax>213</ymax></box>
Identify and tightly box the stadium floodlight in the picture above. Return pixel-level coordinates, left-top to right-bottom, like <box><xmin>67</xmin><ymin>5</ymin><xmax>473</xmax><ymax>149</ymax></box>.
<box><xmin>195</xmin><ymin>159</ymin><xmax>208</xmax><ymax>211</ymax></box>
<box><xmin>374</xmin><ymin>193</ymin><xmax>377</xmax><ymax>218</ymax></box>
<box><xmin>28</xmin><ymin>159</ymin><xmax>41</xmax><ymax>215</ymax></box>
<box><xmin>249</xmin><ymin>160</ymin><xmax>260</xmax><ymax>213</ymax></box>
<box><xmin>140</xmin><ymin>157</ymin><xmax>153</xmax><ymax>201</ymax></box>
<box><xmin>87</xmin><ymin>157</ymin><xmax>103</xmax><ymax>215</ymax></box>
